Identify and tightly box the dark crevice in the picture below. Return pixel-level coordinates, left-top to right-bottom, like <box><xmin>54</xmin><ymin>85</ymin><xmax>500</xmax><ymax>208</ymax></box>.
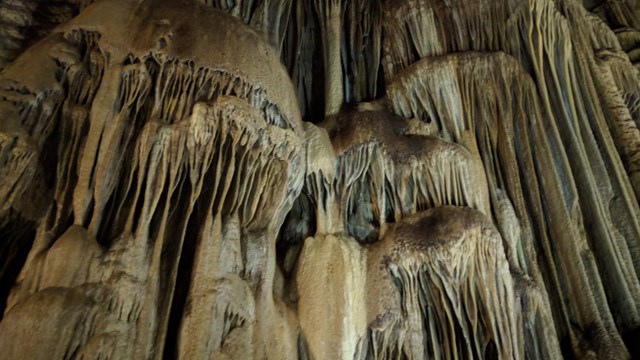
<box><xmin>162</xmin><ymin>202</ymin><xmax>200</xmax><ymax>360</ymax></box>
<box><xmin>0</xmin><ymin>215</ymin><xmax>36</xmax><ymax>320</ymax></box>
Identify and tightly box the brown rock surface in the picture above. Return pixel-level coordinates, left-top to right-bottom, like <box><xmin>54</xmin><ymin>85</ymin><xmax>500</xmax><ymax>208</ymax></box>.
<box><xmin>0</xmin><ymin>0</ymin><xmax>639</xmax><ymax>359</ymax></box>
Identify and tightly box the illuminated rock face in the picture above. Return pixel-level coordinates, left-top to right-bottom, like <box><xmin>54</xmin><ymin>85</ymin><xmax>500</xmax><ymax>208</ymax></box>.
<box><xmin>0</xmin><ymin>0</ymin><xmax>639</xmax><ymax>359</ymax></box>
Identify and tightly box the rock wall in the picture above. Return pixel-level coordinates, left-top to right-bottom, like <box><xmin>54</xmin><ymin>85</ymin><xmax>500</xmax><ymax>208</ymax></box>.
<box><xmin>0</xmin><ymin>0</ymin><xmax>639</xmax><ymax>359</ymax></box>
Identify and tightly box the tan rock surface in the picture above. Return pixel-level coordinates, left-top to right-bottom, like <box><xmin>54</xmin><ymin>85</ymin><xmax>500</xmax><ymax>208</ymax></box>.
<box><xmin>0</xmin><ymin>0</ymin><xmax>639</xmax><ymax>359</ymax></box>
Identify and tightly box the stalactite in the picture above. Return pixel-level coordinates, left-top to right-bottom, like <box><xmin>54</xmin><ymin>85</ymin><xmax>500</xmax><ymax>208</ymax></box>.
<box><xmin>313</xmin><ymin>0</ymin><xmax>344</xmax><ymax>116</ymax></box>
<box><xmin>388</xmin><ymin>50</ymin><xmax>637</xmax><ymax>358</ymax></box>
<box><xmin>589</xmin><ymin>0</ymin><xmax>640</xmax><ymax>69</ymax></box>
<box><xmin>361</xmin><ymin>207</ymin><xmax>521</xmax><ymax>359</ymax></box>
<box><xmin>322</xmin><ymin>108</ymin><xmax>491</xmax><ymax>241</ymax></box>
<box><xmin>0</xmin><ymin>0</ymin><xmax>639</xmax><ymax>358</ymax></box>
<box><xmin>342</xmin><ymin>0</ymin><xmax>382</xmax><ymax>103</ymax></box>
<box><xmin>204</xmin><ymin>0</ymin><xmax>292</xmax><ymax>51</ymax></box>
<box><xmin>0</xmin><ymin>1</ymin><xmax>304</xmax><ymax>359</ymax></box>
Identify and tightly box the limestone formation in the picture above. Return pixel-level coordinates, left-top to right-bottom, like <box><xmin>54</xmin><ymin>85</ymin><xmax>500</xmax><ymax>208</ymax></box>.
<box><xmin>0</xmin><ymin>0</ymin><xmax>639</xmax><ymax>359</ymax></box>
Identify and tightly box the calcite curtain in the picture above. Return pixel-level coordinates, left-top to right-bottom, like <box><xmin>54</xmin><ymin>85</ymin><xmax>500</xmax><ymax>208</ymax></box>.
<box><xmin>0</xmin><ymin>0</ymin><xmax>639</xmax><ymax>359</ymax></box>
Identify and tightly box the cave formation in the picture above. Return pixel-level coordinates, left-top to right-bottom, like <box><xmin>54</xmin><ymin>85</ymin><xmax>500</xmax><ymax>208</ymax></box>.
<box><xmin>0</xmin><ymin>0</ymin><xmax>639</xmax><ymax>359</ymax></box>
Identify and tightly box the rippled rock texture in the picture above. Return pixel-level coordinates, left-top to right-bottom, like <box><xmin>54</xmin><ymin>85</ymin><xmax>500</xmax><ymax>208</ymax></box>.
<box><xmin>0</xmin><ymin>0</ymin><xmax>639</xmax><ymax>359</ymax></box>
